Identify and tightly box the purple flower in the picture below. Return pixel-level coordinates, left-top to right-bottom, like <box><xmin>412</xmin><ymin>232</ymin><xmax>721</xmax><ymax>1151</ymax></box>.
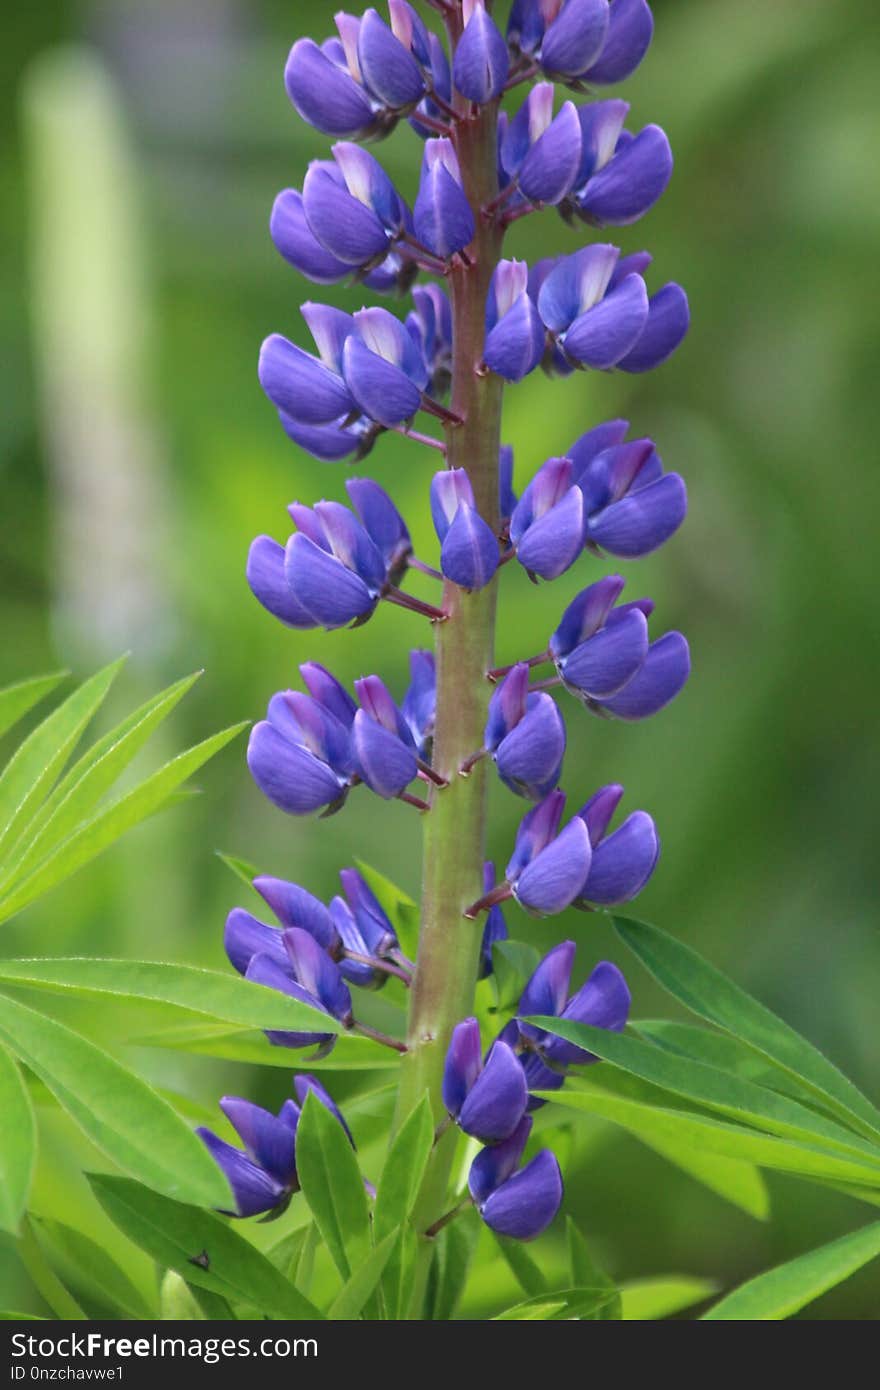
<box><xmin>505</xmin><ymin>790</ymin><xmax>592</xmax><ymax>916</ymax></box>
<box><xmin>352</xmin><ymin>674</ymin><xmax>418</xmax><ymax>798</ymax></box>
<box><xmin>501</xmin><ymin>84</ymin><xmax>582</xmax><ymax>206</ymax></box>
<box><xmin>225</xmin><ymin>879</ymin><xmax>338</xmax><ymax>975</ymax></box>
<box><xmin>284</xmin><ymin>499</ymin><xmax>388</xmax><ymax>629</ymax></box>
<box><xmin>301</xmin><ymin>143</ymin><xmax>408</xmax><ymax>269</ymax></box>
<box><xmin>284</xmin><ymin>36</ymin><xmax>379</xmax><ymax>140</ymax></box>
<box><xmin>277</xmin><ymin>412</ymin><xmax>383</xmax><ymax>465</ymax></box>
<box><xmin>330</xmin><ymin>867</ymin><xmax>400</xmax><ymax>989</ymax></box>
<box><xmin>479</xmin><ymin>861</ymin><xmax>509</xmax><ymax>978</ymax></box>
<box><xmin>517</xmin><ymin>941</ymin><xmax>631</xmax><ymax>1068</ymax></box>
<box><xmin>443</xmin><ymin>1017</ymin><xmax>528</xmax><ymax>1143</ymax></box>
<box><xmin>564</xmin><ymin>99</ymin><xmax>672</xmax><ymax>226</ymax></box>
<box><xmin>509</xmin><ymin>455</ymin><xmax>584</xmax><ymax>579</ymax></box>
<box><xmin>344</xmin><ymin>476</ymin><xmax>412</xmax><ymax>584</ymax></box>
<box><xmin>537</xmin><ymin>244</ymin><xmax>649</xmax><ymax>370</ymax></box>
<box><xmin>259</xmin><ymin>304</ymin><xmax>355</xmax><ymax>427</ymax></box>
<box><xmin>484</xmin><ymin>260</ymin><xmax>546</xmax><ymax>383</ymax></box>
<box><xmin>414</xmin><ymin>139</ymin><xmax>475</xmax><ymax>260</ymax></box>
<box><xmin>198</xmin><ymin>1075</ymin><xmax>352</xmax><ymax>1219</ymax></box>
<box><xmin>342</xmin><ymin>306</ymin><xmax>430</xmax><ymax>427</ymax></box>
<box><xmin>485</xmin><ymin>664</ymin><xmax>566</xmax><ymax>800</ymax></box>
<box><xmin>402</xmin><ymin>648</ymin><xmax>436</xmax><ymax>758</ymax></box>
<box><xmin>583</xmin><ymin>0</ymin><xmax>654</xmax><ymax>86</ymax></box>
<box><xmin>431</xmin><ymin>469</ymin><xmax>500</xmax><ymax>591</ymax></box>
<box><xmin>468</xmin><ymin>1116</ymin><xmax>563</xmax><ymax>1240</ymax></box>
<box><xmin>550</xmin><ymin>576</ymin><xmax>690</xmax><ymax>718</ymax></box>
<box><xmin>571</xmin><ymin>422</ymin><xmax>688</xmax><ymax>556</ymax></box>
<box><xmin>357</xmin><ymin>7</ymin><xmax>427</xmax><ymax>111</ymax></box>
<box><xmin>247</xmin><ymin>690</ymin><xmax>354</xmax><ymax>817</ymax></box>
<box><xmin>245</xmin><ymin>926</ymin><xmax>353</xmax><ymax>1049</ymax></box>
<box><xmin>575</xmin><ymin>782</ymin><xmax>660</xmax><ymax>905</ymax></box>
<box><xmin>453</xmin><ymin>1</ymin><xmax>510</xmax><ymax>104</ymax></box>
<box><xmin>507</xmin><ymin>0</ymin><xmax>610</xmax><ymax>81</ymax></box>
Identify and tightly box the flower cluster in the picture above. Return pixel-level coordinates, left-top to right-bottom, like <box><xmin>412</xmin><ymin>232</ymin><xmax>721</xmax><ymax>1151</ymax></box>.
<box><xmin>204</xmin><ymin>0</ymin><xmax>691</xmax><ymax>1257</ymax></box>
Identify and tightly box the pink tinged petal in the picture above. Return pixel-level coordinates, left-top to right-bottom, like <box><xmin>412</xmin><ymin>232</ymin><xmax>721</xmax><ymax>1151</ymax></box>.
<box><xmin>197</xmin><ymin>1130</ymin><xmax>285</xmax><ymax>1218</ymax></box>
<box><xmin>513</xmin><ymin>816</ymin><xmax>592</xmax><ymax>916</ymax></box>
<box><xmin>549</xmin><ymin>575</ymin><xmax>626</xmax><ymax>658</ymax></box>
<box><xmin>430</xmin><ymin>468</ymin><xmax>474</xmax><ymax>539</ymax></box>
<box><xmin>495</xmin><ymin>694</ymin><xmax>566</xmax><ymax>801</ymax></box>
<box><xmin>246</xmin><ymin>536</ymin><xmax>316</xmax><ymax>629</ymax></box>
<box><xmin>516</xmin><ymin>486</ymin><xmax>584</xmax><ymax>579</ymax></box>
<box><xmin>600</xmin><ymin>632</ymin><xmax>690</xmax><ymax>720</ymax></box>
<box><xmin>284</xmin><ymin>532</ymin><xmax>376</xmax><ymax>629</ymax></box>
<box><xmin>351</xmin><ymin>709</ymin><xmax>418</xmax><ymax>797</ymax></box>
<box><xmin>583</xmin><ymin>0</ymin><xmax>654</xmax><ymax>85</ymax></box>
<box><xmin>576</xmin><ymin>782</ymin><xmax>624</xmax><ymax>844</ymax></box>
<box><xmin>440</xmin><ymin>503</ymin><xmax>500</xmax><ymax>591</ymax></box>
<box><xmin>253</xmin><ymin>876</ymin><xmax>338</xmax><ymax>950</ymax></box>
<box><xmin>258</xmin><ymin>334</ymin><xmax>352</xmax><ymax>425</ymax></box>
<box><xmin>458</xmin><ymin>1041</ymin><xmax>529</xmax><ymax>1143</ymax></box>
<box><xmin>357</xmin><ymin>7</ymin><xmax>426</xmax><ymax>108</ymax></box>
<box><xmin>284</xmin><ymin>38</ymin><xmax>375</xmax><ymax>138</ymax></box>
<box><xmin>579</xmin><ymin>809</ymin><xmax>659</xmax><ymax>902</ymax></box>
<box><xmin>355</xmin><ymin>674</ymin><xmax>404</xmax><ymax>738</ymax></box>
<box><xmin>587</xmin><ymin>472</ymin><xmax>687</xmax><ymax>557</ymax></box>
<box><xmin>443</xmin><ymin>1017</ymin><xmax>483</xmax><ymax>1118</ymax></box>
<box><xmin>468</xmin><ymin>1116</ymin><xmax>533</xmax><ymax>1206</ymax></box>
<box><xmin>559</xmin><ymin>607</ymin><xmax>649</xmax><ymax>700</ymax></box>
<box><xmin>484</xmin><ymin>294</ymin><xmax>545</xmax><ymax>383</ymax></box>
<box><xmin>224</xmin><ymin>907</ymin><xmax>288</xmax><ymax>977</ymax></box>
<box><xmin>578</xmin><ymin>124</ymin><xmax>672</xmax><ymax>226</ymax></box>
<box><xmin>540</xmin><ymin>0</ymin><xmax>610</xmax><ymax>77</ymax></box>
<box><xmin>246</xmin><ymin>721</ymin><xmax>346</xmax><ymax>815</ymax></box>
<box><xmin>617</xmin><ymin>282</ymin><xmax>690</xmax><ymax>372</ymax></box>
<box><xmin>575</xmin><ymin>99</ymin><xmax>629</xmax><ymax>182</ymax></box>
<box><xmin>479</xmin><ymin>1149</ymin><xmax>563</xmax><ymax>1240</ymax></box>
<box><xmin>219</xmin><ymin>1098</ymin><xmax>298</xmax><ymax>1188</ymax></box>
<box><xmin>342</xmin><ymin>336</ymin><xmax>422</xmax><ymax>427</ymax></box>
<box><xmin>562</xmin><ymin>272</ymin><xmax>649</xmax><ymax>368</ymax></box>
<box><xmin>518</xmin><ymin>101</ymin><xmax>583</xmax><ymax>205</ymax></box>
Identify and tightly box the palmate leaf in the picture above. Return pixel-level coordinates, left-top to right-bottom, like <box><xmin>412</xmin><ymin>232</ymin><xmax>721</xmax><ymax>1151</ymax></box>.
<box><xmin>526</xmin><ymin>1017</ymin><xmax>880</xmax><ymax>1171</ymax></box>
<box><xmin>0</xmin><ymin>957</ymin><xmax>341</xmax><ymax>1038</ymax></box>
<box><xmin>0</xmin><ymin>672</ymin><xmax>67</xmax><ymax>741</ymax></box>
<box><xmin>0</xmin><ymin>1042</ymin><xmax>36</xmax><ymax>1234</ymax></box>
<box><xmin>614</xmin><ymin>916</ymin><xmax>880</xmax><ymax>1141</ymax></box>
<box><xmin>0</xmin><ymin>719</ymin><xmax>247</xmax><ymax>924</ymax></box>
<box><xmin>296</xmin><ymin>1089</ymin><xmax>372</xmax><ymax>1282</ymax></box>
<box><xmin>0</xmin><ymin>993</ymin><xmax>230</xmax><ymax>1208</ymax></box>
<box><xmin>88</xmin><ymin>1175</ymin><xmax>322</xmax><ymax>1321</ymax></box>
<box><xmin>702</xmin><ymin>1221</ymin><xmax>880</xmax><ymax>1320</ymax></box>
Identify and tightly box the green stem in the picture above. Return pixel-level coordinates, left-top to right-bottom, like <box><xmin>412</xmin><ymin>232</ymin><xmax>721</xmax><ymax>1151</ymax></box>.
<box><xmin>392</xmin><ymin>12</ymin><xmax>505</xmax><ymax>1317</ymax></box>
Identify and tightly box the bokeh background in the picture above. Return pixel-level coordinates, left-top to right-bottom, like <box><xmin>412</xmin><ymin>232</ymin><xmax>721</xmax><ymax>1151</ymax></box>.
<box><xmin>1</xmin><ymin>0</ymin><xmax>878</xmax><ymax>1317</ymax></box>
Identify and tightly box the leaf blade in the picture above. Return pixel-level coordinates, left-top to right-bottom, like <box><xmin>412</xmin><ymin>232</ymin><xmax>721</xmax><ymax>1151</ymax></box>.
<box><xmin>702</xmin><ymin>1221</ymin><xmax>880</xmax><ymax>1320</ymax></box>
<box><xmin>0</xmin><ymin>672</ymin><xmax>67</xmax><ymax>740</ymax></box>
<box><xmin>296</xmin><ymin>1089</ymin><xmax>371</xmax><ymax>1282</ymax></box>
<box><xmin>0</xmin><ymin>1043</ymin><xmax>36</xmax><ymax>1234</ymax></box>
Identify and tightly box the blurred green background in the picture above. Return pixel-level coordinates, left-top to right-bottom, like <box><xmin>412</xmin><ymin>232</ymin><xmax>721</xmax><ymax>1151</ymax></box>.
<box><xmin>1</xmin><ymin>0</ymin><xmax>878</xmax><ymax>1317</ymax></box>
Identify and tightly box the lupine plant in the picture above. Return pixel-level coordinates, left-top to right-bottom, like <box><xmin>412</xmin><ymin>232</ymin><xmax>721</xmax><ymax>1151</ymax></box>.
<box><xmin>4</xmin><ymin>0</ymin><xmax>880</xmax><ymax>1328</ymax></box>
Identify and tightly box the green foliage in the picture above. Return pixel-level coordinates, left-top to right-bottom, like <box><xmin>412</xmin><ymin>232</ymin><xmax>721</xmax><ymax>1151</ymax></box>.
<box><xmin>295</xmin><ymin>1089</ymin><xmax>372</xmax><ymax>1282</ymax></box>
<box><xmin>493</xmin><ymin>1288</ymin><xmax>619</xmax><ymax>1320</ymax></box>
<box><xmin>326</xmin><ymin>1230</ymin><xmax>401</xmax><ymax>1321</ymax></box>
<box><xmin>0</xmin><ymin>673</ymin><xmax>67</xmax><ymax>741</ymax></box>
<box><xmin>31</xmin><ymin>1217</ymin><xmax>155</xmax><ymax>1320</ymax></box>
<box><xmin>702</xmin><ymin>1222</ymin><xmax>880</xmax><ymax>1320</ymax></box>
<box><xmin>0</xmin><ymin>1043</ymin><xmax>36</xmax><ymax>1234</ymax></box>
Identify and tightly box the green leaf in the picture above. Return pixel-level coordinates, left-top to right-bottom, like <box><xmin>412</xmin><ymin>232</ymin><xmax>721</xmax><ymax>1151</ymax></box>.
<box><xmin>88</xmin><ymin>1174</ymin><xmax>322</xmax><ymax>1321</ymax></box>
<box><xmin>527</xmin><ymin>1017</ymin><xmax>880</xmax><ymax>1171</ymax></box>
<box><xmin>0</xmin><ymin>1042</ymin><xmax>36</xmax><ymax>1234</ymax></box>
<box><xmin>0</xmin><ymin>992</ymin><xmax>230</xmax><ymax>1207</ymax></box>
<box><xmin>216</xmin><ymin>851</ymin><xmax>265</xmax><ymax>889</ymax></box>
<box><xmin>159</xmin><ymin>1269</ymin><xmax>207</xmax><ymax>1320</ymax></box>
<box><xmin>614</xmin><ymin>916</ymin><xmax>880</xmax><ymax>1140</ymax></box>
<box><xmin>354</xmin><ymin>860</ymin><xmax>418</xmax><ymax>959</ymax></box>
<box><xmin>374</xmin><ymin>1093</ymin><xmax>434</xmax><ymax>1240</ymax></box>
<box><xmin>703</xmin><ymin>1221</ymin><xmax>880</xmax><ymax>1320</ymax></box>
<box><xmin>492</xmin><ymin>940</ymin><xmax>542</xmax><ymax>1012</ymax></box>
<box><xmin>31</xmin><ymin>1217</ymin><xmax>155</xmax><ymax>1319</ymax></box>
<box><xmin>567</xmin><ymin>1218</ymin><xmax>621</xmax><ymax>1318</ymax></box>
<box><xmin>128</xmin><ymin>1021</ymin><xmax>393</xmax><ymax>1069</ymax></box>
<box><xmin>429</xmin><ymin>1206</ymin><xmax>480</xmax><ymax>1320</ymax></box>
<box><xmin>0</xmin><ymin>1312</ymin><xmax>47</xmax><ymax>1320</ymax></box>
<box><xmin>634</xmin><ymin>1019</ymin><xmax>815</xmax><ymax>1099</ymax></box>
<box><xmin>635</xmin><ymin>1126</ymin><xmax>771</xmax><ymax>1220</ymax></box>
<box><xmin>0</xmin><ymin>720</ymin><xmax>248</xmax><ymax>924</ymax></box>
<box><xmin>495</xmin><ymin>1233</ymin><xmax>546</xmax><ymax>1297</ymax></box>
<box><xmin>0</xmin><ymin>658</ymin><xmax>125</xmax><ymax>867</ymax></box>
<box><xmin>544</xmin><ymin>1081</ymin><xmax>880</xmax><ymax>1189</ymax></box>
<box><xmin>0</xmin><ymin>958</ymin><xmax>341</xmax><ymax>1038</ymax></box>
<box><xmin>265</xmin><ymin>1224</ymin><xmax>312</xmax><ymax>1278</ymax></box>
<box><xmin>2</xmin><ymin>672</ymin><xmax>202</xmax><ymax>893</ymax></box>
<box><xmin>494</xmin><ymin>1287</ymin><xmax>618</xmax><ymax>1320</ymax></box>
<box><xmin>621</xmin><ymin>1275</ymin><xmax>718</xmax><ymax>1320</ymax></box>
<box><xmin>326</xmin><ymin>1228</ymin><xmax>400</xmax><ymax>1320</ymax></box>
<box><xmin>0</xmin><ymin>672</ymin><xmax>67</xmax><ymax>740</ymax></box>
<box><xmin>296</xmin><ymin>1089</ymin><xmax>371</xmax><ymax>1281</ymax></box>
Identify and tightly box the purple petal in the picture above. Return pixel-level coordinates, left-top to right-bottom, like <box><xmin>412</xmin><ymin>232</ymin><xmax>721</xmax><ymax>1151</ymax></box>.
<box><xmin>516</xmin><ymin>486</ymin><xmax>584</xmax><ymax>580</ymax></box>
<box><xmin>342</xmin><ymin>335</ymin><xmax>422</xmax><ymax>427</ymax></box>
<box><xmin>258</xmin><ymin>334</ymin><xmax>353</xmax><ymax>425</ymax></box>
<box><xmin>538</xmin><ymin>244</ymin><xmax>619</xmax><ymax>331</ymax></box>
<box><xmin>224</xmin><ymin>907</ymin><xmax>288</xmax><ymax>977</ymax></box>
<box><xmin>519</xmin><ymin>940</ymin><xmax>576</xmax><ymax>1020</ymax></box>
<box><xmin>278</xmin><ymin>412</ymin><xmax>370</xmax><ymax>463</ymax></box>
<box><xmin>441</xmin><ymin>503</ymin><xmax>500</xmax><ymax>591</ymax></box>
<box><xmin>495</xmin><ymin>694</ymin><xmax>566</xmax><ymax>801</ymax></box>
<box><xmin>579</xmin><ymin>809</ymin><xmax>659</xmax><ymax>904</ymax></box>
<box><xmin>584</xmin><ymin>0</ymin><xmax>654</xmax><ymax>85</ymax></box>
<box><xmin>549</xmin><ymin>575</ymin><xmax>626</xmax><ymax>659</ymax></box>
<box><xmin>562</xmin><ymin>273</ymin><xmax>649</xmax><ymax>369</ymax></box>
<box><xmin>247</xmin><ymin>721</ymin><xmax>346</xmax><ymax>815</ymax></box>
<box><xmin>443</xmin><ymin>1017</ymin><xmax>483</xmax><ymax>1118</ymax></box>
<box><xmin>577</xmin><ymin>782</ymin><xmax>625</xmax><ymax>845</ymax></box>
<box><xmin>284</xmin><ymin>532</ymin><xmax>376</xmax><ymax>629</ymax></box>
<box><xmin>578</xmin><ymin>124</ymin><xmax>672</xmax><ymax>226</ymax></box>
<box><xmin>414</xmin><ymin>161</ymin><xmax>475</xmax><ymax>259</ymax></box>
<box><xmin>600</xmin><ymin>632</ymin><xmax>690</xmax><ymax>720</ymax></box>
<box><xmin>246</xmin><ymin>536</ymin><xmax>316</xmax><ymax>629</ymax></box>
<box><xmin>253</xmin><ymin>876</ymin><xmax>338</xmax><ymax>950</ymax></box>
<box><xmin>402</xmin><ymin>649</ymin><xmax>436</xmax><ymax>755</ymax></box>
<box><xmin>431</xmin><ymin>467</ymin><xmax>474</xmax><ymax>540</ymax></box>
<box><xmin>358</xmin><ymin>7</ymin><xmax>426</xmax><ymax>108</ymax></box>
<box><xmin>468</xmin><ymin>1115</ymin><xmax>533</xmax><ymax>1206</ymax></box>
<box><xmin>544</xmin><ymin>960</ymin><xmax>632</xmax><ymax>1064</ymax></box>
<box><xmin>587</xmin><ymin>471</ymin><xmax>687</xmax><ymax>557</ymax></box>
<box><xmin>485</xmin><ymin>664</ymin><xmax>530</xmax><ymax>751</ymax></box>
<box><xmin>518</xmin><ymin>101</ymin><xmax>582</xmax><ymax>205</ymax></box>
<box><xmin>458</xmin><ymin>1041</ymin><xmax>529</xmax><ymax>1143</ymax></box>
<box><xmin>302</xmin><ymin>164</ymin><xmax>390</xmax><ymax>267</ymax></box>
<box><xmin>284</xmin><ymin>38</ymin><xmax>375</xmax><ymax>138</ymax></box>
<box><xmin>484</xmin><ymin>294</ymin><xmax>545</xmax><ymax>383</ymax></box>
<box><xmin>351</xmin><ymin>709</ymin><xmax>418</xmax><ymax>798</ymax></box>
<box><xmin>513</xmin><ymin>817</ymin><xmax>592</xmax><ymax>916</ymax></box>
<box><xmin>480</xmin><ymin>894</ymin><xmax>509</xmax><ymax>979</ymax></box>
<box><xmin>244</xmin><ymin>952</ymin><xmax>335</xmax><ymax>1048</ymax></box>
<box><xmin>453</xmin><ymin>5</ymin><xmax>509</xmax><ymax>103</ymax></box>
<box><xmin>479</xmin><ymin>1149</ymin><xmax>563</xmax><ymax>1240</ymax></box>
<box><xmin>282</xmin><ymin>926</ymin><xmax>352</xmax><ymax>1022</ymax></box>
<box><xmin>219</xmin><ymin>1097</ymin><xmax>298</xmax><ymax>1187</ymax></box>
<box><xmin>575</xmin><ymin>99</ymin><xmax>629</xmax><ymax>184</ymax></box>
<box><xmin>541</xmin><ymin>0</ymin><xmax>610</xmax><ymax>78</ymax></box>
<box><xmin>270</xmin><ymin>189</ymin><xmax>350</xmax><ymax>284</ymax></box>
<box><xmin>300</xmin><ymin>661</ymin><xmax>358</xmax><ymax>728</ymax></box>
<box><xmin>567</xmin><ymin>418</ymin><xmax>630</xmax><ymax>481</ymax></box>
<box><xmin>507</xmin><ymin>790</ymin><xmax>567</xmax><ymax>880</ymax></box>
<box><xmin>499</xmin><ymin>444</ymin><xmax>517</xmax><ymax>521</ymax></box>
<box><xmin>345</xmin><ymin>477</ymin><xmax>411</xmax><ymax>572</ymax></box>
<box><xmin>617</xmin><ymin>283</ymin><xmax>690</xmax><ymax>373</ymax></box>
<box><xmin>560</xmin><ymin>608</ymin><xmax>649</xmax><ymax>700</ymax></box>
<box><xmin>339</xmin><ymin>867</ymin><xmax>398</xmax><ymax>956</ymax></box>
<box><xmin>198</xmin><ymin>1130</ymin><xmax>285</xmax><ymax>1218</ymax></box>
